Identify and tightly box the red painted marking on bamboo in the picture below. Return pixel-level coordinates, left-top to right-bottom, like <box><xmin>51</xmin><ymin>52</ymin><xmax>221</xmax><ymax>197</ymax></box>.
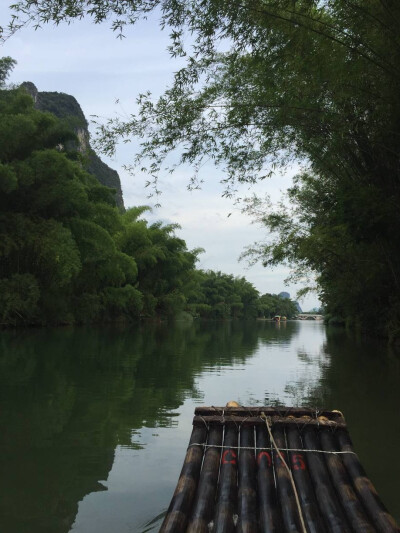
<box><xmin>292</xmin><ymin>453</ymin><xmax>306</xmax><ymax>471</ymax></box>
<box><xmin>257</xmin><ymin>451</ymin><xmax>272</xmax><ymax>467</ymax></box>
<box><xmin>222</xmin><ymin>449</ymin><xmax>237</xmax><ymax>465</ymax></box>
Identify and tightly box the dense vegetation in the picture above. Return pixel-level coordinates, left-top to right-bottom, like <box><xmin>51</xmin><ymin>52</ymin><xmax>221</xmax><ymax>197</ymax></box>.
<box><xmin>188</xmin><ymin>270</ymin><xmax>297</xmax><ymax>319</ymax></box>
<box><xmin>21</xmin><ymin>82</ymin><xmax>125</xmax><ymax>208</ymax></box>
<box><xmin>9</xmin><ymin>1</ymin><xmax>400</xmax><ymax>338</ymax></box>
<box><xmin>0</xmin><ymin>82</ymin><xmax>200</xmax><ymax>325</ymax></box>
<box><xmin>0</xmin><ymin>68</ymin><xmax>297</xmax><ymax>326</ymax></box>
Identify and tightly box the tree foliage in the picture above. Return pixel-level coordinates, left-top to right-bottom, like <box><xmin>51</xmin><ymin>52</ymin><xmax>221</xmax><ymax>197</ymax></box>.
<box><xmin>7</xmin><ymin>1</ymin><xmax>400</xmax><ymax>336</ymax></box>
<box><xmin>0</xmin><ymin>83</ymin><xmax>207</xmax><ymax>325</ymax></box>
<box><xmin>6</xmin><ymin>2</ymin><xmax>399</xmax><ymax>187</ymax></box>
<box><xmin>186</xmin><ymin>270</ymin><xmax>298</xmax><ymax>319</ymax></box>
<box><xmin>1</xmin><ymin>72</ymin><xmax>294</xmax><ymax>327</ymax></box>
<box><xmin>258</xmin><ymin>292</ymin><xmax>298</xmax><ymax>319</ymax></box>
<box><xmin>0</xmin><ymin>56</ymin><xmax>16</xmax><ymax>87</ymax></box>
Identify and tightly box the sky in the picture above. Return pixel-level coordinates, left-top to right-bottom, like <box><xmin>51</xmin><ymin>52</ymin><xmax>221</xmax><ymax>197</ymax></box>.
<box><xmin>0</xmin><ymin>4</ymin><xmax>320</xmax><ymax>310</ymax></box>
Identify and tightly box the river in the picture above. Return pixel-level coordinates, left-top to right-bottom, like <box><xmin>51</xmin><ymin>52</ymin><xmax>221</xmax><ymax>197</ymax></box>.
<box><xmin>0</xmin><ymin>320</ymin><xmax>399</xmax><ymax>532</ymax></box>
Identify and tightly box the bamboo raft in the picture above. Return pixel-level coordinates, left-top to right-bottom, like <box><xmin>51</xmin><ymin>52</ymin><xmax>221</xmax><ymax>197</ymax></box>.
<box><xmin>160</xmin><ymin>405</ymin><xmax>400</xmax><ymax>533</ymax></box>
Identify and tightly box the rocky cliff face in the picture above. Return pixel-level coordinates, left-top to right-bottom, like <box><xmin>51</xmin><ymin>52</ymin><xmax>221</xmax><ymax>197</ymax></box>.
<box><xmin>21</xmin><ymin>82</ymin><xmax>124</xmax><ymax>209</ymax></box>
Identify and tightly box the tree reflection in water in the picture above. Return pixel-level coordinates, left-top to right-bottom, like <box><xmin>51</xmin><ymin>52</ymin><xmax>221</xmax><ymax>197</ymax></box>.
<box><xmin>0</xmin><ymin>322</ymin><xmax>265</xmax><ymax>532</ymax></box>
<box><xmin>0</xmin><ymin>321</ymin><xmax>398</xmax><ymax>531</ymax></box>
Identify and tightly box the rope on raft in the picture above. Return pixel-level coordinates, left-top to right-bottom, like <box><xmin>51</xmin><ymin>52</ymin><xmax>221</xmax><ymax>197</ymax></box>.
<box><xmin>260</xmin><ymin>412</ymin><xmax>307</xmax><ymax>533</ymax></box>
<box><xmin>190</xmin><ymin>409</ymin><xmax>355</xmax><ymax>454</ymax></box>
<box><xmin>187</xmin><ymin>443</ymin><xmax>356</xmax><ymax>455</ymax></box>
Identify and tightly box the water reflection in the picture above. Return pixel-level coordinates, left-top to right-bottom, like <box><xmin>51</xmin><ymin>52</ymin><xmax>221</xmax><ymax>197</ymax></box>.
<box><xmin>0</xmin><ymin>322</ymin><xmax>267</xmax><ymax>532</ymax></box>
<box><xmin>309</xmin><ymin>327</ymin><xmax>400</xmax><ymax>517</ymax></box>
<box><xmin>0</xmin><ymin>321</ymin><xmax>398</xmax><ymax>532</ymax></box>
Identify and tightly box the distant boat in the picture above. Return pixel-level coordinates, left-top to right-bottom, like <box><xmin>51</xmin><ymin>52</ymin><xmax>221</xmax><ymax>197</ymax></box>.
<box><xmin>273</xmin><ymin>315</ymin><xmax>281</xmax><ymax>322</ymax></box>
<box><xmin>281</xmin><ymin>316</ymin><xmax>287</xmax><ymax>321</ymax></box>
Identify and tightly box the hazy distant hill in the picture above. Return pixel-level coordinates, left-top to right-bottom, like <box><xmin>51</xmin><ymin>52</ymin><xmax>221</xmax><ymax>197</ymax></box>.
<box><xmin>278</xmin><ymin>291</ymin><xmax>302</xmax><ymax>313</ymax></box>
<box><xmin>21</xmin><ymin>82</ymin><xmax>124</xmax><ymax>209</ymax></box>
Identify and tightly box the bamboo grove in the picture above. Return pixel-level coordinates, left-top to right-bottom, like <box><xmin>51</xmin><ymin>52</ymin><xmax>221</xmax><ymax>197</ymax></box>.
<box><xmin>0</xmin><ymin>70</ymin><xmax>298</xmax><ymax>326</ymax></box>
<box><xmin>4</xmin><ymin>1</ymin><xmax>400</xmax><ymax>337</ymax></box>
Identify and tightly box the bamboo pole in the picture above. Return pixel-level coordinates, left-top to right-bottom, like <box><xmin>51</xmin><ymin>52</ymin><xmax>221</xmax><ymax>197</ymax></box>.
<box><xmin>237</xmin><ymin>425</ymin><xmax>258</xmax><ymax>533</ymax></box>
<box><xmin>302</xmin><ymin>426</ymin><xmax>351</xmax><ymax>533</ymax></box>
<box><xmin>285</xmin><ymin>425</ymin><xmax>327</xmax><ymax>533</ymax></box>
<box><xmin>159</xmin><ymin>425</ymin><xmax>207</xmax><ymax>533</ymax></box>
<box><xmin>319</xmin><ymin>428</ymin><xmax>377</xmax><ymax>532</ymax></box>
<box><xmin>336</xmin><ymin>428</ymin><xmax>400</xmax><ymax>533</ymax></box>
<box><xmin>271</xmin><ymin>425</ymin><xmax>303</xmax><ymax>532</ymax></box>
<box><xmin>213</xmin><ymin>423</ymin><xmax>239</xmax><ymax>533</ymax></box>
<box><xmin>256</xmin><ymin>425</ymin><xmax>282</xmax><ymax>533</ymax></box>
<box><xmin>186</xmin><ymin>424</ymin><xmax>223</xmax><ymax>533</ymax></box>
<box><xmin>193</xmin><ymin>415</ymin><xmax>345</xmax><ymax>428</ymax></box>
<box><xmin>195</xmin><ymin>407</ymin><xmax>344</xmax><ymax>422</ymax></box>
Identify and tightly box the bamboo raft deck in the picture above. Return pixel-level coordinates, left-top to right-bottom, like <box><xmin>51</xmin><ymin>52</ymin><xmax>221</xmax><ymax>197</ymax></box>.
<box><xmin>160</xmin><ymin>406</ymin><xmax>399</xmax><ymax>533</ymax></box>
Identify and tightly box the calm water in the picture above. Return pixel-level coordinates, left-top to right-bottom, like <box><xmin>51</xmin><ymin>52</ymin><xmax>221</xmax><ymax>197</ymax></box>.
<box><xmin>0</xmin><ymin>320</ymin><xmax>399</xmax><ymax>532</ymax></box>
